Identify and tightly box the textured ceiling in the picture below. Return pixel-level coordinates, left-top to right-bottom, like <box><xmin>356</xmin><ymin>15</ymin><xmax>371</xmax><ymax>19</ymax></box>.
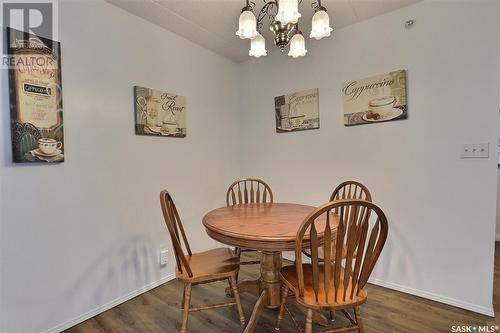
<box><xmin>106</xmin><ymin>0</ymin><xmax>422</xmax><ymax>62</ymax></box>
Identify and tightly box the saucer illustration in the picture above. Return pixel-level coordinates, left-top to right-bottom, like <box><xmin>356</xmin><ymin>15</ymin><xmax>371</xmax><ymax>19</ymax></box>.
<box><xmin>362</xmin><ymin>108</ymin><xmax>403</xmax><ymax>122</ymax></box>
<box><xmin>33</xmin><ymin>148</ymin><xmax>62</xmax><ymax>158</ymax></box>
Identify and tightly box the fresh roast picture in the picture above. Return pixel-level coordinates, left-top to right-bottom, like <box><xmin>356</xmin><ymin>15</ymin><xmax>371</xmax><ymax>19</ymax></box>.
<box><xmin>134</xmin><ymin>85</ymin><xmax>186</xmax><ymax>137</ymax></box>
<box><xmin>342</xmin><ymin>69</ymin><xmax>407</xmax><ymax>126</ymax></box>
<box><xmin>8</xmin><ymin>27</ymin><xmax>65</xmax><ymax>163</ymax></box>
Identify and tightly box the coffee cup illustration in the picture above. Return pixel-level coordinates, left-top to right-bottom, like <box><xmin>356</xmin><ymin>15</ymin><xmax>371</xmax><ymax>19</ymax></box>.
<box><xmin>368</xmin><ymin>96</ymin><xmax>398</xmax><ymax>115</ymax></box>
<box><xmin>38</xmin><ymin>138</ymin><xmax>63</xmax><ymax>154</ymax></box>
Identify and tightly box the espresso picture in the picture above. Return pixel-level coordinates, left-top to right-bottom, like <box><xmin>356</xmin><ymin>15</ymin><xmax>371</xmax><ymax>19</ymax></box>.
<box><xmin>275</xmin><ymin>88</ymin><xmax>319</xmax><ymax>133</ymax></box>
<box><xmin>7</xmin><ymin>27</ymin><xmax>65</xmax><ymax>163</ymax></box>
<box><xmin>342</xmin><ymin>70</ymin><xmax>407</xmax><ymax>126</ymax></box>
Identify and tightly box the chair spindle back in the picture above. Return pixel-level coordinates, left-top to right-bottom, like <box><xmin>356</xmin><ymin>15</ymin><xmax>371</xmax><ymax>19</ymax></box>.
<box><xmin>226</xmin><ymin>178</ymin><xmax>273</xmax><ymax>206</ymax></box>
<box><xmin>330</xmin><ymin>181</ymin><xmax>372</xmax><ymax>202</ymax></box>
<box><xmin>160</xmin><ymin>190</ymin><xmax>193</xmax><ymax>277</ymax></box>
<box><xmin>295</xmin><ymin>200</ymin><xmax>388</xmax><ymax>304</ymax></box>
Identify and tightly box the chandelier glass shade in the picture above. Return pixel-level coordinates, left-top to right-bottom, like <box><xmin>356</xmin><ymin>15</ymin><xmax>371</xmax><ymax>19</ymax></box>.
<box><xmin>249</xmin><ymin>33</ymin><xmax>267</xmax><ymax>57</ymax></box>
<box><xmin>275</xmin><ymin>0</ymin><xmax>301</xmax><ymax>25</ymax></box>
<box><xmin>236</xmin><ymin>8</ymin><xmax>259</xmax><ymax>39</ymax></box>
<box><xmin>238</xmin><ymin>0</ymin><xmax>333</xmax><ymax>58</ymax></box>
<box><xmin>310</xmin><ymin>8</ymin><xmax>333</xmax><ymax>40</ymax></box>
<box><xmin>288</xmin><ymin>31</ymin><xmax>307</xmax><ymax>58</ymax></box>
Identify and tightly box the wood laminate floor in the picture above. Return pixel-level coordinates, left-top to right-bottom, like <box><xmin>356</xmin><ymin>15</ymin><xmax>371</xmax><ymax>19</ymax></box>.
<box><xmin>66</xmin><ymin>245</ymin><xmax>500</xmax><ymax>333</ymax></box>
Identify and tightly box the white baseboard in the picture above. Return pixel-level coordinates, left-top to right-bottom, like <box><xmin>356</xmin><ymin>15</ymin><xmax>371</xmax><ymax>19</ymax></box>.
<box><xmin>282</xmin><ymin>253</ymin><xmax>494</xmax><ymax>317</ymax></box>
<box><xmin>42</xmin><ymin>273</ymin><xmax>176</xmax><ymax>333</ymax></box>
<box><xmin>496</xmin><ymin>234</ymin><xmax>500</xmax><ymax>241</ymax></box>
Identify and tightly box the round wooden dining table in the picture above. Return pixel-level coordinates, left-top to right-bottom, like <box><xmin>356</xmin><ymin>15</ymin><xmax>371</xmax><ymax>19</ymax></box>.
<box><xmin>202</xmin><ymin>202</ymin><xmax>338</xmax><ymax>332</ymax></box>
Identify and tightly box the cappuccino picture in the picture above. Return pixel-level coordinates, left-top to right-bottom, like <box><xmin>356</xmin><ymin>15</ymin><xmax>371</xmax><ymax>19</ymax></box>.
<box><xmin>342</xmin><ymin>70</ymin><xmax>407</xmax><ymax>126</ymax></box>
<box><xmin>7</xmin><ymin>28</ymin><xmax>65</xmax><ymax>163</ymax></box>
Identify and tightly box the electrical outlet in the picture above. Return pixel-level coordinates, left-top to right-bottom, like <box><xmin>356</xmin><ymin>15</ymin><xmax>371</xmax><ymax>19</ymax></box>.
<box><xmin>159</xmin><ymin>248</ymin><xmax>168</xmax><ymax>266</ymax></box>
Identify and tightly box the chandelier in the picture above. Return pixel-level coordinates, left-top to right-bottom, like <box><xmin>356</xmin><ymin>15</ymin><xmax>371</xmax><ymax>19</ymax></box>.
<box><xmin>236</xmin><ymin>0</ymin><xmax>333</xmax><ymax>58</ymax></box>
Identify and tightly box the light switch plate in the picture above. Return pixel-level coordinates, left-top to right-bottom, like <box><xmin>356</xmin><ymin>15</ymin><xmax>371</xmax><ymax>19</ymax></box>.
<box><xmin>474</xmin><ymin>143</ymin><xmax>489</xmax><ymax>158</ymax></box>
<box><xmin>460</xmin><ymin>144</ymin><xmax>474</xmax><ymax>158</ymax></box>
<box><xmin>460</xmin><ymin>143</ymin><xmax>489</xmax><ymax>159</ymax></box>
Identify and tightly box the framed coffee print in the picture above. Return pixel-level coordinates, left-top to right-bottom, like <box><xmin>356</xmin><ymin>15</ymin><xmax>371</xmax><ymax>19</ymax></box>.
<box><xmin>7</xmin><ymin>27</ymin><xmax>64</xmax><ymax>163</ymax></box>
<box><xmin>134</xmin><ymin>86</ymin><xmax>186</xmax><ymax>137</ymax></box>
<box><xmin>275</xmin><ymin>88</ymin><xmax>319</xmax><ymax>133</ymax></box>
<box><xmin>342</xmin><ymin>70</ymin><xmax>407</xmax><ymax>126</ymax></box>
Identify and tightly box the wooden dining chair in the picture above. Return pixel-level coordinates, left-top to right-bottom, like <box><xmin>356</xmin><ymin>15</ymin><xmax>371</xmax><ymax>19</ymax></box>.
<box><xmin>330</xmin><ymin>181</ymin><xmax>372</xmax><ymax>202</ymax></box>
<box><xmin>226</xmin><ymin>178</ymin><xmax>273</xmax><ymax>266</ymax></box>
<box><xmin>303</xmin><ymin>181</ymin><xmax>372</xmax><ymax>261</ymax></box>
<box><xmin>276</xmin><ymin>199</ymin><xmax>388</xmax><ymax>333</ymax></box>
<box><xmin>160</xmin><ymin>191</ymin><xmax>246</xmax><ymax>333</ymax></box>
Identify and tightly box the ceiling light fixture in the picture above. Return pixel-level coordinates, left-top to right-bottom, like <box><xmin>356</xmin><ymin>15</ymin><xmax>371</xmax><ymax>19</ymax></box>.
<box><xmin>236</xmin><ymin>0</ymin><xmax>333</xmax><ymax>58</ymax></box>
<box><xmin>310</xmin><ymin>5</ymin><xmax>333</xmax><ymax>40</ymax></box>
<box><xmin>236</xmin><ymin>4</ymin><xmax>259</xmax><ymax>39</ymax></box>
<box><xmin>288</xmin><ymin>25</ymin><xmax>307</xmax><ymax>58</ymax></box>
<box><xmin>249</xmin><ymin>33</ymin><xmax>268</xmax><ymax>57</ymax></box>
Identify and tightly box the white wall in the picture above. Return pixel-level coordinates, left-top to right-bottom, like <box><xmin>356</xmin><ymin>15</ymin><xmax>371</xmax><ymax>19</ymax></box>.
<box><xmin>496</xmin><ymin>169</ymin><xmax>500</xmax><ymax>240</ymax></box>
<box><xmin>1</xmin><ymin>1</ymin><xmax>499</xmax><ymax>332</ymax></box>
<box><xmin>240</xmin><ymin>0</ymin><xmax>500</xmax><ymax>316</ymax></box>
<box><xmin>0</xmin><ymin>1</ymin><xmax>241</xmax><ymax>332</ymax></box>
<box><xmin>493</xmin><ymin>113</ymin><xmax>500</xmax><ymax>241</ymax></box>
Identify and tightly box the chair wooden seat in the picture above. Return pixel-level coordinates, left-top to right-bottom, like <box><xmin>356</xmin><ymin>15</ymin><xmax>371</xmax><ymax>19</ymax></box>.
<box><xmin>275</xmin><ymin>199</ymin><xmax>388</xmax><ymax>333</ymax></box>
<box><xmin>176</xmin><ymin>248</ymin><xmax>240</xmax><ymax>283</ymax></box>
<box><xmin>160</xmin><ymin>191</ymin><xmax>245</xmax><ymax>333</ymax></box>
<box><xmin>280</xmin><ymin>264</ymin><xmax>367</xmax><ymax>310</ymax></box>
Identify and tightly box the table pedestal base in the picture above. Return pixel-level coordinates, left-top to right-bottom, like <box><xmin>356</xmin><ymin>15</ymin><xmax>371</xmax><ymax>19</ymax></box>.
<box><xmin>259</xmin><ymin>251</ymin><xmax>282</xmax><ymax>308</ymax></box>
<box><xmin>226</xmin><ymin>251</ymin><xmax>282</xmax><ymax>308</ymax></box>
<box><xmin>227</xmin><ymin>251</ymin><xmax>330</xmax><ymax>333</ymax></box>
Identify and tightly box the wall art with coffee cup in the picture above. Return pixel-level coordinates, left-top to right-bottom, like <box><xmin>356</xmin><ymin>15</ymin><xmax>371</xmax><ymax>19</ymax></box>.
<box><xmin>7</xmin><ymin>27</ymin><xmax>64</xmax><ymax>163</ymax></box>
<box><xmin>342</xmin><ymin>70</ymin><xmax>407</xmax><ymax>126</ymax></box>
<box><xmin>134</xmin><ymin>86</ymin><xmax>186</xmax><ymax>137</ymax></box>
<box><xmin>275</xmin><ymin>88</ymin><xmax>319</xmax><ymax>133</ymax></box>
